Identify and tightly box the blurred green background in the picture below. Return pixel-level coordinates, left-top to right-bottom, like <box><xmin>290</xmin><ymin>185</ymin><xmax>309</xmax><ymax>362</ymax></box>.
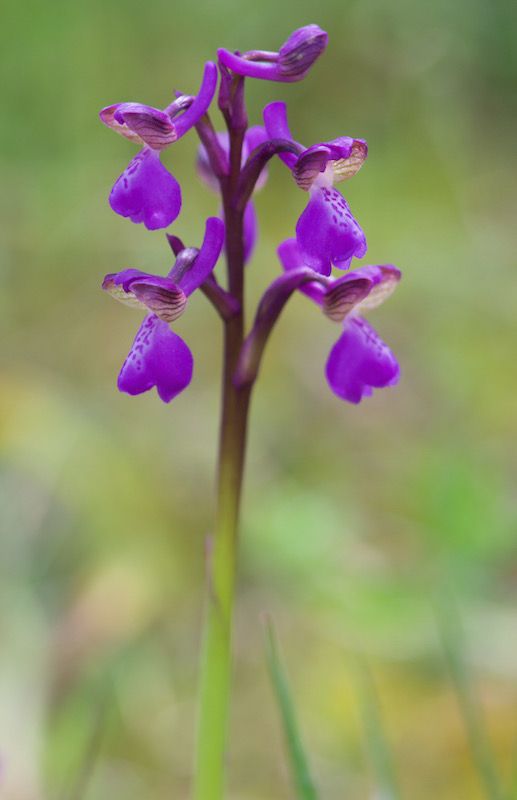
<box><xmin>1</xmin><ymin>0</ymin><xmax>516</xmax><ymax>797</ymax></box>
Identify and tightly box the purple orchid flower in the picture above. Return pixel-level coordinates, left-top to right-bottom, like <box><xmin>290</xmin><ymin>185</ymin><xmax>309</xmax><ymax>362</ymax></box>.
<box><xmin>100</xmin><ymin>62</ymin><xmax>217</xmax><ymax>230</ymax></box>
<box><xmin>197</xmin><ymin>126</ymin><xmax>268</xmax><ymax>263</ymax></box>
<box><xmin>218</xmin><ymin>25</ymin><xmax>328</xmax><ymax>83</ymax></box>
<box><xmin>102</xmin><ymin>217</ymin><xmax>224</xmax><ymax>402</ymax></box>
<box><xmin>264</xmin><ymin>101</ymin><xmax>368</xmax><ymax>276</ymax></box>
<box><xmin>278</xmin><ymin>238</ymin><xmax>400</xmax><ymax>403</ymax></box>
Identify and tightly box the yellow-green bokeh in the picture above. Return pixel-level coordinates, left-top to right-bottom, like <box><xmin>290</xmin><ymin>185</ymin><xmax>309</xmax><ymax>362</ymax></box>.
<box><xmin>1</xmin><ymin>0</ymin><xmax>516</xmax><ymax>797</ymax></box>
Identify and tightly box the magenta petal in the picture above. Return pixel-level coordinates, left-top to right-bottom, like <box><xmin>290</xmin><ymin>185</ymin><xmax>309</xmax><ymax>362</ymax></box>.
<box><xmin>325</xmin><ymin>316</ymin><xmax>399</xmax><ymax>403</ymax></box>
<box><xmin>277</xmin><ymin>238</ymin><xmax>325</xmax><ymax>304</ymax></box>
<box><xmin>263</xmin><ymin>102</ymin><xmax>299</xmax><ymax>169</ymax></box>
<box><xmin>244</xmin><ymin>126</ymin><xmax>269</xmax><ymax>190</ymax></box>
<box><xmin>172</xmin><ymin>62</ymin><xmax>217</xmax><ymax>139</ymax></box>
<box><xmin>177</xmin><ymin>216</ymin><xmax>225</xmax><ymax>296</ymax></box>
<box><xmin>243</xmin><ymin>201</ymin><xmax>257</xmax><ymax>264</ymax></box>
<box><xmin>109</xmin><ymin>148</ymin><xmax>181</xmax><ymax>230</ymax></box>
<box><xmin>296</xmin><ymin>186</ymin><xmax>367</xmax><ymax>275</ymax></box>
<box><xmin>118</xmin><ymin>314</ymin><xmax>193</xmax><ymax>403</ymax></box>
<box><xmin>217</xmin><ymin>49</ymin><xmax>286</xmax><ymax>82</ymax></box>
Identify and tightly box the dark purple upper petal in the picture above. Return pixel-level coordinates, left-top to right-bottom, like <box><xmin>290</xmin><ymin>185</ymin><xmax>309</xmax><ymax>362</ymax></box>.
<box><xmin>322</xmin><ymin>275</ymin><xmax>373</xmax><ymax>322</ymax></box>
<box><xmin>109</xmin><ymin>148</ymin><xmax>182</xmax><ymax>230</ymax></box>
<box><xmin>347</xmin><ymin>264</ymin><xmax>401</xmax><ymax>311</ymax></box>
<box><xmin>293</xmin><ymin>138</ymin><xmax>368</xmax><ymax>190</ymax></box>
<box><xmin>295</xmin><ymin>186</ymin><xmax>367</xmax><ymax>274</ymax></box>
<box><xmin>113</xmin><ymin>104</ymin><xmax>177</xmax><ymax>150</ymax></box>
<box><xmin>102</xmin><ymin>269</ymin><xmax>188</xmax><ymax>322</ymax></box>
<box><xmin>325</xmin><ymin>316</ymin><xmax>399</xmax><ymax>403</ymax></box>
<box><xmin>118</xmin><ymin>314</ymin><xmax>193</xmax><ymax>403</ymax></box>
<box><xmin>99</xmin><ymin>104</ymin><xmax>145</xmax><ymax>144</ymax></box>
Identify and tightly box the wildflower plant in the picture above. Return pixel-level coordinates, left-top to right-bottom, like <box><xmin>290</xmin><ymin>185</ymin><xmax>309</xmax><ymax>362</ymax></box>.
<box><xmin>100</xmin><ymin>23</ymin><xmax>401</xmax><ymax>799</ymax></box>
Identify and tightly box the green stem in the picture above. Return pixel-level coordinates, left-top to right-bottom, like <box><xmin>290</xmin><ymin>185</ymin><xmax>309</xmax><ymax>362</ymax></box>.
<box><xmin>193</xmin><ymin>362</ymin><xmax>250</xmax><ymax>800</ymax></box>
<box><xmin>193</xmin><ymin>123</ymin><xmax>250</xmax><ymax>798</ymax></box>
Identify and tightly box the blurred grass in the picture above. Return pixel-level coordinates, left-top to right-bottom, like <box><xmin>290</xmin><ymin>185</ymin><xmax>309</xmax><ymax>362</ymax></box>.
<box><xmin>1</xmin><ymin>0</ymin><xmax>517</xmax><ymax>797</ymax></box>
<box><xmin>266</xmin><ymin>620</ymin><xmax>318</xmax><ymax>799</ymax></box>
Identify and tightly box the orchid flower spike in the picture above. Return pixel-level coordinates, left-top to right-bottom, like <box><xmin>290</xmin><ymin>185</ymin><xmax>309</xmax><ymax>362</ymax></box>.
<box><xmin>217</xmin><ymin>24</ymin><xmax>328</xmax><ymax>83</ymax></box>
<box><xmin>264</xmin><ymin>101</ymin><xmax>368</xmax><ymax>275</ymax></box>
<box><xmin>99</xmin><ymin>62</ymin><xmax>217</xmax><ymax>230</ymax></box>
<box><xmin>197</xmin><ymin>126</ymin><xmax>269</xmax><ymax>263</ymax></box>
<box><xmin>278</xmin><ymin>239</ymin><xmax>401</xmax><ymax>403</ymax></box>
<box><xmin>102</xmin><ymin>217</ymin><xmax>224</xmax><ymax>401</ymax></box>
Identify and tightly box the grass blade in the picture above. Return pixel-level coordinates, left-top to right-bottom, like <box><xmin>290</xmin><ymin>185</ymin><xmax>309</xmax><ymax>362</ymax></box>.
<box><xmin>60</xmin><ymin>683</ymin><xmax>111</xmax><ymax>800</ymax></box>
<box><xmin>265</xmin><ymin>619</ymin><xmax>318</xmax><ymax>800</ymax></box>
<box><xmin>354</xmin><ymin>657</ymin><xmax>402</xmax><ymax>800</ymax></box>
<box><xmin>434</xmin><ymin>593</ymin><xmax>505</xmax><ymax>800</ymax></box>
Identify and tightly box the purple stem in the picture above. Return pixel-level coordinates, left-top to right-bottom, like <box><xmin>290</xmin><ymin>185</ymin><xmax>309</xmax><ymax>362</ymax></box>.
<box><xmin>234</xmin><ymin>267</ymin><xmax>327</xmax><ymax>388</ymax></box>
<box><xmin>235</xmin><ymin>138</ymin><xmax>304</xmax><ymax>211</ymax></box>
<box><xmin>200</xmin><ymin>274</ymin><xmax>241</xmax><ymax>321</ymax></box>
<box><xmin>195</xmin><ymin>114</ymin><xmax>229</xmax><ymax>180</ymax></box>
<box><xmin>193</xmin><ymin>81</ymin><xmax>251</xmax><ymax>800</ymax></box>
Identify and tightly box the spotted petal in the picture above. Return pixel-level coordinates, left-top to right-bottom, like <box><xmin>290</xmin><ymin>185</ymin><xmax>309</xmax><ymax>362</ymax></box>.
<box><xmin>296</xmin><ymin>186</ymin><xmax>367</xmax><ymax>275</ymax></box>
<box><xmin>118</xmin><ymin>314</ymin><xmax>193</xmax><ymax>403</ymax></box>
<box><xmin>326</xmin><ymin>316</ymin><xmax>399</xmax><ymax>404</ymax></box>
<box><xmin>109</xmin><ymin>148</ymin><xmax>181</xmax><ymax>230</ymax></box>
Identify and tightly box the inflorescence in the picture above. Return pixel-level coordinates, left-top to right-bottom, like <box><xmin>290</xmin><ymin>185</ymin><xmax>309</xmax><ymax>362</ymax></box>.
<box><xmin>100</xmin><ymin>24</ymin><xmax>401</xmax><ymax>405</ymax></box>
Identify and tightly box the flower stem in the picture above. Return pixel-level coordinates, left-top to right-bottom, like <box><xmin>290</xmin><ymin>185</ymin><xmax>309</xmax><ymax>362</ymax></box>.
<box><xmin>193</xmin><ymin>363</ymin><xmax>250</xmax><ymax>800</ymax></box>
<box><xmin>193</xmin><ymin>120</ymin><xmax>250</xmax><ymax>799</ymax></box>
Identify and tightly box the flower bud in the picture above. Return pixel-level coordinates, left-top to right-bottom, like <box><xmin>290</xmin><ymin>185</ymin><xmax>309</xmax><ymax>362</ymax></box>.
<box><xmin>278</xmin><ymin>25</ymin><xmax>328</xmax><ymax>79</ymax></box>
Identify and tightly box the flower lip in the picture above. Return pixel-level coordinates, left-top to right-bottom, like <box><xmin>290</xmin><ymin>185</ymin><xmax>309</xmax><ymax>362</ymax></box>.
<box><xmin>109</xmin><ymin>148</ymin><xmax>182</xmax><ymax>230</ymax></box>
<box><xmin>325</xmin><ymin>316</ymin><xmax>400</xmax><ymax>403</ymax></box>
<box><xmin>295</xmin><ymin>185</ymin><xmax>367</xmax><ymax>275</ymax></box>
<box><xmin>118</xmin><ymin>314</ymin><xmax>193</xmax><ymax>403</ymax></box>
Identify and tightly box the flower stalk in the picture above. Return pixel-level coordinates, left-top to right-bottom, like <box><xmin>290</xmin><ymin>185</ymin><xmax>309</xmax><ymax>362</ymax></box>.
<box><xmin>193</xmin><ymin>119</ymin><xmax>251</xmax><ymax>800</ymax></box>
